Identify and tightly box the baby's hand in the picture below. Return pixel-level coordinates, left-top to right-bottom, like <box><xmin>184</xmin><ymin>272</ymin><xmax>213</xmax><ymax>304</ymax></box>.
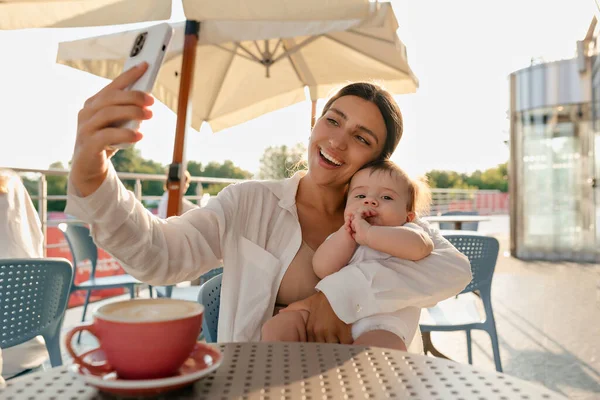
<box><xmin>353</xmin><ymin>205</ymin><xmax>377</xmax><ymax>219</ymax></box>
<box><xmin>342</xmin><ymin>213</ymin><xmax>356</xmax><ymax>241</ymax></box>
<box><xmin>351</xmin><ymin>212</ymin><xmax>372</xmax><ymax>246</ymax></box>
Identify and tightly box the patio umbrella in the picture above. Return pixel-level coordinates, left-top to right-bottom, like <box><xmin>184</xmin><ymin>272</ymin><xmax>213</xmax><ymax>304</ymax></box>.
<box><xmin>57</xmin><ymin>1</ymin><xmax>418</xmax><ymax>216</ymax></box>
<box><xmin>0</xmin><ymin>0</ymin><xmax>172</xmax><ymax>30</ymax></box>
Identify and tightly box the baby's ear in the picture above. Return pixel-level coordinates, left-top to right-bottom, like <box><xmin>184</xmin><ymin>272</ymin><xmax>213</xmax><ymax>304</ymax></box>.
<box><xmin>406</xmin><ymin>212</ymin><xmax>416</xmax><ymax>222</ymax></box>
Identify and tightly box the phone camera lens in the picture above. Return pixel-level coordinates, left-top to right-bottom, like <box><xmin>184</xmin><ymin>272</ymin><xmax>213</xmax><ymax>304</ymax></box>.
<box><xmin>130</xmin><ymin>32</ymin><xmax>148</xmax><ymax>57</ymax></box>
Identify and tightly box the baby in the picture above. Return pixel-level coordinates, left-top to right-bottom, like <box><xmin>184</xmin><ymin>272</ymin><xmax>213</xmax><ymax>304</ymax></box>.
<box><xmin>262</xmin><ymin>160</ymin><xmax>433</xmax><ymax>345</ymax></box>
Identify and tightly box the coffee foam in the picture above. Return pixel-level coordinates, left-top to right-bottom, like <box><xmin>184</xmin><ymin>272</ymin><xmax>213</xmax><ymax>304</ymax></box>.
<box><xmin>98</xmin><ymin>299</ymin><xmax>202</xmax><ymax>323</ymax></box>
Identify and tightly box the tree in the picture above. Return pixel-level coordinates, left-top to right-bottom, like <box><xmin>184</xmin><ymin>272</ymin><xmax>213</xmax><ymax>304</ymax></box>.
<box><xmin>34</xmin><ymin>150</ymin><xmax>252</xmax><ymax>214</ymax></box>
<box><xmin>426</xmin><ymin>162</ymin><xmax>508</xmax><ymax>192</ymax></box>
<box><xmin>110</xmin><ymin>146</ymin><xmax>142</xmax><ymax>173</ymax></box>
<box><xmin>258</xmin><ymin>143</ymin><xmax>306</xmax><ymax>179</ymax></box>
<box><xmin>47</xmin><ymin>162</ymin><xmax>68</xmax><ymax>211</ymax></box>
<box><xmin>426</xmin><ymin>170</ymin><xmax>475</xmax><ymax>190</ymax></box>
<box><xmin>186</xmin><ymin>160</ymin><xmax>252</xmax><ymax>195</ymax></box>
<box><xmin>136</xmin><ymin>158</ymin><xmax>166</xmax><ymax>197</ymax></box>
<box><xmin>201</xmin><ymin>160</ymin><xmax>252</xmax><ymax>180</ymax></box>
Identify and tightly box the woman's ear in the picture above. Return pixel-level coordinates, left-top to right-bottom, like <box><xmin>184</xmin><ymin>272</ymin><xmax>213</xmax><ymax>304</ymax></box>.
<box><xmin>406</xmin><ymin>211</ymin><xmax>416</xmax><ymax>222</ymax></box>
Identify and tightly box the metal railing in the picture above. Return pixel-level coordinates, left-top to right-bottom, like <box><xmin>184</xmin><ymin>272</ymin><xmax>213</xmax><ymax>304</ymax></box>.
<box><xmin>6</xmin><ymin>166</ymin><xmax>508</xmax><ymax>255</ymax></box>
<box><xmin>6</xmin><ymin>166</ymin><xmax>244</xmax><ymax>255</ymax></box>
<box><xmin>428</xmin><ymin>188</ymin><xmax>508</xmax><ymax>215</ymax></box>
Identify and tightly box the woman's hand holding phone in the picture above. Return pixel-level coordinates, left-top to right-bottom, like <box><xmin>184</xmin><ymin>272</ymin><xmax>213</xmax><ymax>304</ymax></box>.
<box><xmin>70</xmin><ymin>63</ymin><xmax>154</xmax><ymax>197</ymax></box>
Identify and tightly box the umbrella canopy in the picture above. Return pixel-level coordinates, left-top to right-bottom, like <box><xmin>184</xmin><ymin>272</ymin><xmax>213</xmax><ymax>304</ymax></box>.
<box><xmin>182</xmin><ymin>0</ymin><xmax>371</xmax><ymax>21</ymax></box>
<box><xmin>57</xmin><ymin>0</ymin><xmax>418</xmax><ymax>217</ymax></box>
<box><xmin>57</xmin><ymin>2</ymin><xmax>418</xmax><ymax>132</ymax></box>
<box><xmin>1</xmin><ymin>0</ymin><xmax>369</xmax><ymax>30</ymax></box>
<box><xmin>0</xmin><ymin>0</ymin><xmax>171</xmax><ymax>30</ymax></box>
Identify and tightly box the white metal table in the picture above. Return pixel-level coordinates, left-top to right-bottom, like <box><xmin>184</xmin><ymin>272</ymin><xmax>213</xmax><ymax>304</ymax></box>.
<box><xmin>423</xmin><ymin>215</ymin><xmax>491</xmax><ymax>230</ymax></box>
<box><xmin>1</xmin><ymin>342</ymin><xmax>565</xmax><ymax>399</ymax></box>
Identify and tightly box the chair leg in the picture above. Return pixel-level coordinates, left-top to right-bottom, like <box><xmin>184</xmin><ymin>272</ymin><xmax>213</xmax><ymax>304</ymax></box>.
<box><xmin>481</xmin><ymin>287</ymin><xmax>503</xmax><ymax>373</ymax></box>
<box><xmin>44</xmin><ymin>332</ymin><xmax>63</xmax><ymax>367</ymax></box>
<box><xmin>487</xmin><ymin>326</ymin><xmax>503</xmax><ymax>372</ymax></box>
<box><xmin>466</xmin><ymin>330</ymin><xmax>473</xmax><ymax>365</ymax></box>
<box><xmin>77</xmin><ymin>290</ymin><xmax>92</xmax><ymax>344</ymax></box>
<box><xmin>129</xmin><ymin>285</ymin><xmax>136</xmax><ymax>299</ymax></box>
<box><xmin>421</xmin><ymin>332</ymin><xmax>452</xmax><ymax>360</ymax></box>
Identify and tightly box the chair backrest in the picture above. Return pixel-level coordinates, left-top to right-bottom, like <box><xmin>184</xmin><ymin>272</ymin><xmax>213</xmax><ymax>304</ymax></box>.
<box><xmin>0</xmin><ymin>258</ymin><xmax>73</xmax><ymax>365</ymax></box>
<box><xmin>444</xmin><ymin>234</ymin><xmax>499</xmax><ymax>294</ymax></box>
<box><xmin>197</xmin><ymin>273</ymin><xmax>222</xmax><ymax>343</ymax></box>
<box><xmin>199</xmin><ymin>267</ymin><xmax>223</xmax><ymax>285</ymax></box>
<box><xmin>59</xmin><ymin>223</ymin><xmax>98</xmax><ymax>281</ymax></box>
<box><xmin>439</xmin><ymin>210</ymin><xmax>480</xmax><ymax>231</ymax></box>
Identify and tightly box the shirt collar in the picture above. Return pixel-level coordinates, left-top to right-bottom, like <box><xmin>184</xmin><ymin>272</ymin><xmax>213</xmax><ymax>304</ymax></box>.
<box><xmin>258</xmin><ymin>170</ymin><xmax>306</xmax><ymax>211</ymax></box>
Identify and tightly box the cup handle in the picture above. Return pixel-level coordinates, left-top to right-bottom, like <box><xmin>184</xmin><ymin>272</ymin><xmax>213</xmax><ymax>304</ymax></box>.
<box><xmin>65</xmin><ymin>322</ymin><xmax>113</xmax><ymax>375</ymax></box>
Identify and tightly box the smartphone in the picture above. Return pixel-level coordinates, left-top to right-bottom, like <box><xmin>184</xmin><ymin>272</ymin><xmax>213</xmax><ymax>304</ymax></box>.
<box><xmin>110</xmin><ymin>23</ymin><xmax>173</xmax><ymax>150</ymax></box>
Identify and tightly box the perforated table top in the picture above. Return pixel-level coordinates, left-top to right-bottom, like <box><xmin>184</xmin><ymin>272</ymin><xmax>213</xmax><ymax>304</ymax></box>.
<box><xmin>2</xmin><ymin>342</ymin><xmax>565</xmax><ymax>399</ymax></box>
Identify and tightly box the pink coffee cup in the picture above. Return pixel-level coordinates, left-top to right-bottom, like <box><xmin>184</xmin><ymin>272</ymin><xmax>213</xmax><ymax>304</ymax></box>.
<box><xmin>65</xmin><ymin>298</ymin><xmax>204</xmax><ymax>380</ymax></box>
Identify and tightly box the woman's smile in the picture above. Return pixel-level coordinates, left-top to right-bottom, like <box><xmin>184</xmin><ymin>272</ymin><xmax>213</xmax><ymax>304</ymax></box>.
<box><xmin>318</xmin><ymin>146</ymin><xmax>344</xmax><ymax>167</ymax></box>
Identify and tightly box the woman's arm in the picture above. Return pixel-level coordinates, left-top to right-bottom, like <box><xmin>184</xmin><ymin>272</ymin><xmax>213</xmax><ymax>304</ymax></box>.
<box><xmin>66</xmin><ymin>65</ymin><xmax>232</xmax><ymax>286</ymax></box>
<box><xmin>66</xmin><ymin>163</ymin><xmax>234</xmax><ymax>285</ymax></box>
<box><xmin>313</xmin><ymin>223</ymin><xmax>357</xmax><ymax>279</ymax></box>
<box><xmin>314</xmin><ymin>218</ymin><xmax>472</xmax><ymax>324</ymax></box>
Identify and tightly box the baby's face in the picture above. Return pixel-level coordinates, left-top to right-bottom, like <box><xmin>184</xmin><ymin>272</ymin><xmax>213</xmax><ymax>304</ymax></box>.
<box><xmin>346</xmin><ymin>168</ymin><xmax>414</xmax><ymax>227</ymax></box>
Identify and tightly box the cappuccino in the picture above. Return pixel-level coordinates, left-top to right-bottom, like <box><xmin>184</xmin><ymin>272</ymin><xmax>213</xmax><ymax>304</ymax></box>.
<box><xmin>98</xmin><ymin>299</ymin><xmax>202</xmax><ymax>323</ymax></box>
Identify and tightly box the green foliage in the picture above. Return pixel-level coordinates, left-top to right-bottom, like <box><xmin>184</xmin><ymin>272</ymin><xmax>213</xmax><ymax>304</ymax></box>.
<box><xmin>426</xmin><ymin>162</ymin><xmax>508</xmax><ymax>192</ymax></box>
<box><xmin>201</xmin><ymin>160</ymin><xmax>252</xmax><ymax>180</ymax></box>
<box><xmin>187</xmin><ymin>160</ymin><xmax>252</xmax><ymax>195</ymax></box>
<box><xmin>37</xmin><ymin>148</ymin><xmax>253</xmax><ymax>212</ymax></box>
<box><xmin>205</xmin><ymin>183</ymin><xmax>231</xmax><ymax>196</ymax></box>
<box><xmin>47</xmin><ymin>162</ymin><xmax>68</xmax><ymax>212</ymax></box>
<box><xmin>258</xmin><ymin>143</ymin><xmax>307</xmax><ymax>179</ymax></box>
<box><xmin>110</xmin><ymin>147</ymin><xmax>163</xmax><ymax>193</ymax></box>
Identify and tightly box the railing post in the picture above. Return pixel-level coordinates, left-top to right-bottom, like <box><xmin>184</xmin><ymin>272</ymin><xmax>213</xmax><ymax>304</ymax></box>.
<box><xmin>195</xmin><ymin>181</ymin><xmax>203</xmax><ymax>204</ymax></box>
<box><xmin>134</xmin><ymin>179</ymin><xmax>142</xmax><ymax>201</ymax></box>
<box><xmin>38</xmin><ymin>174</ymin><xmax>47</xmax><ymax>257</ymax></box>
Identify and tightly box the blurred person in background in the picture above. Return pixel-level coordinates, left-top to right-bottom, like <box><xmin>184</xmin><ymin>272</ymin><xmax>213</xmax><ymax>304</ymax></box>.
<box><xmin>157</xmin><ymin>169</ymin><xmax>198</xmax><ymax>218</ymax></box>
<box><xmin>0</xmin><ymin>169</ymin><xmax>49</xmax><ymax>379</ymax></box>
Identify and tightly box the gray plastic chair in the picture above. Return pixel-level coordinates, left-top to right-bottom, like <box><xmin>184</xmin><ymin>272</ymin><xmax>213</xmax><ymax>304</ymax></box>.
<box><xmin>197</xmin><ymin>273</ymin><xmax>222</xmax><ymax>343</ymax></box>
<box><xmin>420</xmin><ymin>234</ymin><xmax>502</xmax><ymax>372</ymax></box>
<box><xmin>59</xmin><ymin>223</ymin><xmax>151</xmax><ymax>342</ymax></box>
<box><xmin>157</xmin><ymin>267</ymin><xmax>223</xmax><ymax>298</ymax></box>
<box><xmin>0</xmin><ymin>258</ymin><xmax>73</xmax><ymax>369</ymax></box>
<box><xmin>438</xmin><ymin>210</ymin><xmax>480</xmax><ymax>231</ymax></box>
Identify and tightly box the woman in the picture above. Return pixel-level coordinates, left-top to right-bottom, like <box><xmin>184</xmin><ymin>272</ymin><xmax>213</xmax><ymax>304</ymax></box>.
<box><xmin>66</xmin><ymin>63</ymin><xmax>471</xmax><ymax>351</ymax></box>
<box><xmin>0</xmin><ymin>169</ymin><xmax>49</xmax><ymax>379</ymax></box>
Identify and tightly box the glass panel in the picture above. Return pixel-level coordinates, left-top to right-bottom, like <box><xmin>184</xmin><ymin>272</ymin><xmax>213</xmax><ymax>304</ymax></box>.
<box><xmin>520</xmin><ymin>106</ymin><xmax>589</xmax><ymax>254</ymax></box>
<box><xmin>594</xmin><ymin>131</ymin><xmax>600</xmax><ymax>245</ymax></box>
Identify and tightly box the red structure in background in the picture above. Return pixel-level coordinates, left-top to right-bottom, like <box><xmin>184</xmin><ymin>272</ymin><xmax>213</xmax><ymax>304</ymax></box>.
<box><xmin>445</xmin><ymin>193</ymin><xmax>509</xmax><ymax>214</ymax></box>
<box><xmin>46</xmin><ymin>213</ymin><xmax>129</xmax><ymax>308</ymax></box>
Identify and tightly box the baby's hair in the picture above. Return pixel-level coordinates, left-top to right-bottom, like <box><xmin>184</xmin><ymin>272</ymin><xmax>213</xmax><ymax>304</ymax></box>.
<box><xmin>358</xmin><ymin>160</ymin><xmax>432</xmax><ymax>217</ymax></box>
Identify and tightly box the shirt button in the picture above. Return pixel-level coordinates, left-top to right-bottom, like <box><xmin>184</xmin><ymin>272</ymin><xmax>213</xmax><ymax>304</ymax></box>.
<box><xmin>356</xmin><ymin>304</ymin><xmax>362</xmax><ymax>313</ymax></box>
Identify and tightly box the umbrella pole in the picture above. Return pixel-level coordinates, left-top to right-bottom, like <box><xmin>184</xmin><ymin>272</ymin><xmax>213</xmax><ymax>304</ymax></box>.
<box><xmin>166</xmin><ymin>20</ymin><xmax>200</xmax><ymax>218</ymax></box>
<box><xmin>311</xmin><ymin>100</ymin><xmax>317</xmax><ymax>128</ymax></box>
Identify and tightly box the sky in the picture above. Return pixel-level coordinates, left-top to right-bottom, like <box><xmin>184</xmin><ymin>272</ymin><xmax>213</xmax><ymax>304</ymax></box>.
<box><xmin>0</xmin><ymin>0</ymin><xmax>597</xmax><ymax>178</ymax></box>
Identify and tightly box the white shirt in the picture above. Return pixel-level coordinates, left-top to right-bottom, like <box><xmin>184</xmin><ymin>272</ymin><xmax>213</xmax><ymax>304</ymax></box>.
<box><xmin>0</xmin><ymin>170</ymin><xmax>48</xmax><ymax>379</ymax></box>
<box><xmin>0</xmin><ymin>174</ymin><xmax>43</xmax><ymax>258</ymax></box>
<box><xmin>65</xmin><ymin>165</ymin><xmax>472</xmax><ymax>342</ymax></box>
<box><xmin>157</xmin><ymin>192</ymin><xmax>199</xmax><ymax>219</ymax></box>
